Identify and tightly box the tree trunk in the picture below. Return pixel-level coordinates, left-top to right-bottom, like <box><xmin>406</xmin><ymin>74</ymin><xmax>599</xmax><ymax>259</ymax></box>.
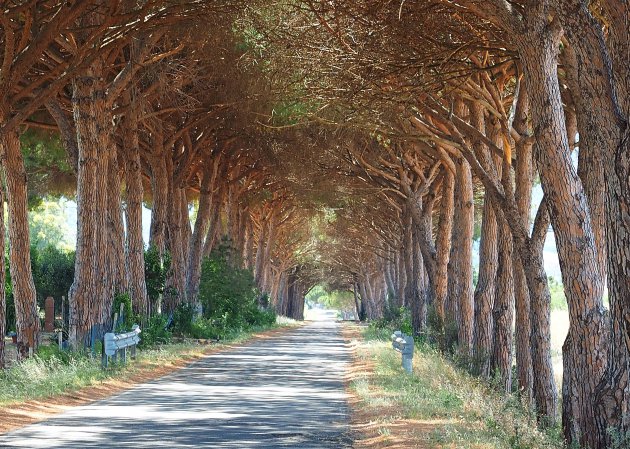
<box><xmin>472</xmin><ymin>194</ymin><xmax>498</xmax><ymax>377</ymax></box>
<box><xmin>68</xmin><ymin>60</ymin><xmax>113</xmax><ymax>347</ymax></box>
<box><xmin>491</xmin><ymin>211</ymin><xmax>515</xmax><ymax>392</ymax></box>
<box><xmin>447</xmin><ymin>156</ymin><xmax>474</xmax><ymax>356</ymax></box>
<box><xmin>123</xmin><ymin>105</ymin><xmax>148</xmax><ymax>316</ymax></box>
<box><xmin>435</xmin><ymin>167</ymin><xmax>454</xmax><ymax>323</ymax></box>
<box><xmin>0</xmin><ymin>127</ymin><xmax>40</xmax><ymax>357</ymax></box>
<box><xmin>513</xmin><ymin>85</ymin><xmax>534</xmax><ymax>400</ymax></box>
<box><xmin>519</xmin><ymin>27</ymin><xmax>607</xmax><ymax>445</ymax></box>
<box><xmin>187</xmin><ymin>161</ymin><xmax>219</xmax><ymax>302</ymax></box>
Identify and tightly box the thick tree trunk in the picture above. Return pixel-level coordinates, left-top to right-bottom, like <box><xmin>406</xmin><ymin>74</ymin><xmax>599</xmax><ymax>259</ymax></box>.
<box><xmin>69</xmin><ymin>61</ymin><xmax>113</xmax><ymax>347</ymax></box>
<box><xmin>0</xmin><ymin>128</ymin><xmax>40</xmax><ymax>357</ymax></box>
<box><xmin>411</xmin><ymin>223</ymin><xmax>427</xmax><ymax>335</ymax></box>
<box><xmin>519</xmin><ymin>28</ymin><xmax>607</xmax><ymax>445</ymax></box>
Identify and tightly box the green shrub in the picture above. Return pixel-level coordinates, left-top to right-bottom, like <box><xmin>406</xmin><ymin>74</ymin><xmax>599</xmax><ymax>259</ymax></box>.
<box><xmin>139</xmin><ymin>314</ymin><xmax>172</xmax><ymax>348</ymax></box>
<box><xmin>172</xmin><ymin>302</ymin><xmax>195</xmax><ymax>336</ymax></box>
<box><xmin>112</xmin><ymin>293</ymin><xmax>134</xmax><ymax>332</ymax></box>
<box><xmin>190</xmin><ymin>318</ymin><xmax>221</xmax><ymax>340</ymax></box>
<box><xmin>199</xmin><ymin>242</ymin><xmax>259</xmax><ymax>330</ymax></box>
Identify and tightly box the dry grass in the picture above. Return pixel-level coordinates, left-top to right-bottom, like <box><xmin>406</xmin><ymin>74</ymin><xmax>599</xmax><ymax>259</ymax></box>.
<box><xmin>343</xmin><ymin>323</ymin><xmax>565</xmax><ymax>449</ymax></box>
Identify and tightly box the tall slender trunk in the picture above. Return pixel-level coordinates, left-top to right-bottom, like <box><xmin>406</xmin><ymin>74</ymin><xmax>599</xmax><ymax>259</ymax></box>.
<box><xmin>519</xmin><ymin>27</ymin><xmax>606</xmax><ymax>445</ymax></box>
<box><xmin>123</xmin><ymin>105</ymin><xmax>148</xmax><ymax>316</ymax></box>
<box><xmin>187</xmin><ymin>160</ymin><xmax>219</xmax><ymax>302</ymax></box>
<box><xmin>447</xmin><ymin>155</ymin><xmax>474</xmax><ymax>355</ymax></box>
<box><xmin>513</xmin><ymin>85</ymin><xmax>534</xmax><ymax>400</ymax></box>
<box><xmin>149</xmin><ymin>127</ymin><xmax>168</xmax><ymax>255</ymax></box>
<box><xmin>0</xmin><ymin>128</ymin><xmax>40</xmax><ymax>357</ymax></box>
<box><xmin>107</xmin><ymin>146</ymin><xmax>128</xmax><ymax>297</ymax></box>
<box><xmin>491</xmin><ymin>211</ymin><xmax>515</xmax><ymax>392</ymax></box>
<box><xmin>435</xmin><ymin>168</ymin><xmax>454</xmax><ymax>322</ymax></box>
<box><xmin>473</xmin><ymin>194</ymin><xmax>498</xmax><ymax>377</ymax></box>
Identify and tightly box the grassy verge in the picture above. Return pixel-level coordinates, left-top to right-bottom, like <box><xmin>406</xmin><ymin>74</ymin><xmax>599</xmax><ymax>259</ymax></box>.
<box><xmin>349</xmin><ymin>325</ymin><xmax>565</xmax><ymax>449</ymax></box>
<box><xmin>0</xmin><ymin>319</ymin><xmax>298</xmax><ymax>407</ymax></box>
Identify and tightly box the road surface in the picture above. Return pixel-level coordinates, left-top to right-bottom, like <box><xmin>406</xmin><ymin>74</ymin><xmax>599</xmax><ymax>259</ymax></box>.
<box><xmin>0</xmin><ymin>320</ymin><xmax>352</xmax><ymax>448</ymax></box>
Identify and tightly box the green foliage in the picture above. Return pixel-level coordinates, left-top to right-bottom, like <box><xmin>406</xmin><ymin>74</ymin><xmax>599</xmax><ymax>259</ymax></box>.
<box><xmin>112</xmin><ymin>293</ymin><xmax>134</xmax><ymax>332</ymax></box>
<box><xmin>4</xmin><ymin>244</ymin><xmax>74</xmax><ymax>332</ymax></box>
<box><xmin>189</xmin><ymin>318</ymin><xmax>221</xmax><ymax>340</ymax></box>
<box><xmin>138</xmin><ymin>314</ymin><xmax>172</xmax><ymax>348</ymax></box>
<box><xmin>172</xmin><ymin>302</ymin><xmax>195</xmax><ymax>336</ymax></box>
<box><xmin>369</xmin><ymin>306</ymin><xmax>412</xmax><ymax>337</ymax></box>
<box><xmin>144</xmin><ymin>246</ymin><xmax>171</xmax><ymax>309</ymax></box>
<box><xmin>198</xmin><ymin>241</ymin><xmax>276</xmax><ymax>338</ymax></box>
<box><xmin>31</xmin><ymin>244</ymin><xmax>75</xmax><ymax>304</ymax></box>
<box><xmin>28</xmin><ymin>198</ymin><xmax>75</xmax><ymax>251</ymax></box>
<box><xmin>21</xmin><ymin>130</ymin><xmax>75</xmax><ymax>206</ymax></box>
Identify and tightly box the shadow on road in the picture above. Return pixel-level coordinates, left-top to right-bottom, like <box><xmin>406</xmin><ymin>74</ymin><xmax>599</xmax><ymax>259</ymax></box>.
<box><xmin>0</xmin><ymin>322</ymin><xmax>352</xmax><ymax>449</ymax></box>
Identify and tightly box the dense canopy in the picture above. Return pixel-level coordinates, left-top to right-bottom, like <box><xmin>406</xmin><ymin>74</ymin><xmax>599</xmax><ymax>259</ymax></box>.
<box><xmin>0</xmin><ymin>1</ymin><xmax>629</xmax><ymax>448</ymax></box>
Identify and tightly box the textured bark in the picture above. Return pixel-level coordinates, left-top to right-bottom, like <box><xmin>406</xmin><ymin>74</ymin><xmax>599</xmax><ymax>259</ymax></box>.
<box><xmin>149</xmin><ymin>128</ymin><xmax>168</xmax><ymax>255</ymax></box>
<box><xmin>411</xmin><ymin>223</ymin><xmax>427</xmax><ymax>334</ymax></box>
<box><xmin>402</xmin><ymin>207</ymin><xmax>414</xmax><ymax>311</ymax></box>
<box><xmin>68</xmin><ymin>58</ymin><xmax>113</xmax><ymax>347</ymax></box>
<box><xmin>123</xmin><ymin>106</ymin><xmax>148</xmax><ymax>317</ymax></box>
<box><xmin>491</xmin><ymin>211</ymin><xmax>514</xmax><ymax>392</ymax></box>
<box><xmin>447</xmin><ymin>156</ymin><xmax>474</xmax><ymax>355</ymax></box>
<box><xmin>434</xmin><ymin>168</ymin><xmax>454</xmax><ymax>322</ymax></box>
<box><xmin>0</xmin><ymin>127</ymin><xmax>40</xmax><ymax>356</ymax></box>
<box><xmin>513</xmin><ymin>85</ymin><xmax>534</xmax><ymax>400</ymax></box>
<box><xmin>472</xmin><ymin>194</ymin><xmax>498</xmax><ymax>377</ymax></box>
<box><xmin>187</xmin><ymin>159</ymin><xmax>220</xmax><ymax>302</ymax></box>
<box><xmin>519</xmin><ymin>27</ymin><xmax>607</xmax><ymax>444</ymax></box>
<box><xmin>107</xmin><ymin>146</ymin><xmax>128</xmax><ymax>299</ymax></box>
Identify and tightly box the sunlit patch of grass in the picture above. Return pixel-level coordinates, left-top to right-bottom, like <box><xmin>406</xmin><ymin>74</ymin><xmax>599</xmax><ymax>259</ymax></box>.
<box><xmin>351</xmin><ymin>330</ymin><xmax>566</xmax><ymax>449</ymax></box>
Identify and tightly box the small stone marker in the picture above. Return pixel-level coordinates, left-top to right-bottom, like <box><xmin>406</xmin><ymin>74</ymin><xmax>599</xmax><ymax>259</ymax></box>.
<box><xmin>45</xmin><ymin>297</ymin><xmax>55</xmax><ymax>332</ymax></box>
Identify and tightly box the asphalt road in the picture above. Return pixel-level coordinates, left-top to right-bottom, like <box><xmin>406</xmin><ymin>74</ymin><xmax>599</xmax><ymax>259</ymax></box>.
<box><xmin>0</xmin><ymin>319</ymin><xmax>352</xmax><ymax>448</ymax></box>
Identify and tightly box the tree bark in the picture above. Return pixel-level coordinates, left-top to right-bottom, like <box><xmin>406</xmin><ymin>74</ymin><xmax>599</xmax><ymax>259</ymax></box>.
<box><xmin>0</xmin><ymin>182</ymin><xmax>5</xmax><ymax>367</ymax></box>
<box><xmin>123</xmin><ymin>104</ymin><xmax>148</xmax><ymax>316</ymax></box>
<box><xmin>0</xmin><ymin>127</ymin><xmax>40</xmax><ymax>357</ymax></box>
<box><xmin>519</xmin><ymin>25</ymin><xmax>607</xmax><ymax>444</ymax></box>
<box><xmin>434</xmin><ymin>167</ymin><xmax>454</xmax><ymax>323</ymax></box>
<box><xmin>472</xmin><ymin>193</ymin><xmax>498</xmax><ymax>377</ymax></box>
<box><xmin>447</xmin><ymin>155</ymin><xmax>474</xmax><ymax>356</ymax></box>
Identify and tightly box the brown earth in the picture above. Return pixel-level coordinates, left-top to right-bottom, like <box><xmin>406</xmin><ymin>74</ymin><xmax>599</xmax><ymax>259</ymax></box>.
<box><xmin>342</xmin><ymin>323</ymin><xmax>447</xmax><ymax>449</ymax></box>
<box><xmin>0</xmin><ymin>325</ymin><xmax>296</xmax><ymax>435</ymax></box>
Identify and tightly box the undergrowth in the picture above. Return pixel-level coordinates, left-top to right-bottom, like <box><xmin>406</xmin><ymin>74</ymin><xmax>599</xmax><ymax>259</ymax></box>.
<box><xmin>352</xmin><ymin>327</ymin><xmax>566</xmax><ymax>449</ymax></box>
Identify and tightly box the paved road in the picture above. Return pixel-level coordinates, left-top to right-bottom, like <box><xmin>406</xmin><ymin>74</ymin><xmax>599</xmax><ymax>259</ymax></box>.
<box><xmin>0</xmin><ymin>320</ymin><xmax>352</xmax><ymax>448</ymax></box>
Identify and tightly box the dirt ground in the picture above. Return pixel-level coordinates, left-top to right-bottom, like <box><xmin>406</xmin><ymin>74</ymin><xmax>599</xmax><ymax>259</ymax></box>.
<box><xmin>0</xmin><ymin>326</ymin><xmax>295</xmax><ymax>435</ymax></box>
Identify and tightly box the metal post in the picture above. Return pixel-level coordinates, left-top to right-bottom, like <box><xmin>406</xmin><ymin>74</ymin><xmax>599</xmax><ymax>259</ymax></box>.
<box><xmin>58</xmin><ymin>331</ymin><xmax>63</xmax><ymax>351</ymax></box>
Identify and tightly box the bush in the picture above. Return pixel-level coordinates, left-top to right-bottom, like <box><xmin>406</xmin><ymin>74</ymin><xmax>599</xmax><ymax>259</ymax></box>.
<box><xmin>138</xmin><ymin>314</ymin><xmax>172</xmax><ymax>348</ymax></box>
<box><xmin>112</xmin><ymin>293</ymin><xmax>134</xmax><ymax>332</ymax></box>
<box><xmin>172</xmin><ymin>302</ymin><xmax>195</xmax><ymax>336</ymax></box>
<box><xmin>190</xmin><ymin>318</ymin><xmax>221</xmax><ymax>340</ymax></box>
<box><xmin>370</xmin><ymin>306</ymin><xmax>412</xmax><ymax>335</ymax></box>
<box><xmin>199</xmin><ymin>242</ymin><xmax>260</xmax><ymax>330</ymax></box>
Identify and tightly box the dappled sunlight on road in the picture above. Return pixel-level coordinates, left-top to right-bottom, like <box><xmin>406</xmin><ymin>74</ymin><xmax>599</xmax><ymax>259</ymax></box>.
<box><xmin>0</xmin><ymin>322</ymin><xmax>352</xmax><ymax>448</ymax></box>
